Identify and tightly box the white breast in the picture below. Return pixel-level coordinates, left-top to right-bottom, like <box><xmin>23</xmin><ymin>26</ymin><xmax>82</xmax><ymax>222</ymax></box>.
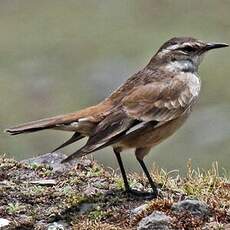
<box><xmin>176</xmin><ymin>72</ymin><xmax>201</xmax><ymax>106</ymax></box>
<box><xmin>185</xmin><ymin>73</ymin><xmax>201</xmax><ymax>97</ymax></box>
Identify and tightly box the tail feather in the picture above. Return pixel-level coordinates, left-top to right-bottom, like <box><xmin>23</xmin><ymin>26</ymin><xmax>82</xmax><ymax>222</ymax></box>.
<box><xmin>61</xmin><ymin>133</ymin><xmax>121</xmax><ymax>164</ymax></box>
<box><xmin>5</xmin><ymin>105</ymin><xmax>105</xmax><ymax>135</ymax></box>
<box><xmin>51</xmin><ymin>132</ymin><xmax>84</xmax><ymax>152</ymax></box>
<box><xmin>5</xmin><ymin>101</ymin><xmax>112</xmax><ymax>135</ymax></box>
<box><xmin>5</xmin><ymin>114</ymin><xmax>69</xmax><ymax>135</ymax></box>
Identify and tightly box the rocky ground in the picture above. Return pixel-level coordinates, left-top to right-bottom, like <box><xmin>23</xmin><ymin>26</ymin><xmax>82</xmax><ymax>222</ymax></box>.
<box><xmin>0</xmin><ymin>152</ymin><xmax>229</xmax><ymax>230</ymax></box>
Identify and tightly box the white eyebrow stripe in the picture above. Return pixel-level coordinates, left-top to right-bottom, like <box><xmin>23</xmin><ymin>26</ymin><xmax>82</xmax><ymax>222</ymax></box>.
<box><xmin>157</xmin><ymin>44</ymin><xmax>180</xmax><ymax>57</ymax></box>
<box><xmin>159</xmin><ymin>43</ymin><xmax>189</xmax><ymax>55</ymax></box>
<box><xmin>167</xmin><ymin>42</ymin><xmax>202</xmax><ymax>51</ymax></box>
<box><xmin>167</xmin><ymin>44</ymin><xmax>180</xmax><ymax>50</ymax></box>
<box><xmin>167</xmin><ymin>43</ymin><xmax>191</xmax><ymax>50</ymax></box>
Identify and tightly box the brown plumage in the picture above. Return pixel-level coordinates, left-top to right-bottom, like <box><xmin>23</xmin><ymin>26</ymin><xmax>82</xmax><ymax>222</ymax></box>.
<box><xmin>5</xmin><ymin>37</ymin><xmax>228</xmax><ymax>198</ymax></box>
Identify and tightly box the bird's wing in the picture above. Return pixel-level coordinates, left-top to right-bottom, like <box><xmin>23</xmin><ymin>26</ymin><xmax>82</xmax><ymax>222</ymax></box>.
<box><xmin>62</xmin><ymin>74</ymin><xmax>199</xmax><ymax>162</ymax></box>
<box><xmin>62</xmin><ymin>110</ymin><xmax>138</xmax><ymax>162</ymax></box>
<box><xmin>122</xmin><ymin>75</ymin><xmax>198</xmax><ymax>123</ymax></box>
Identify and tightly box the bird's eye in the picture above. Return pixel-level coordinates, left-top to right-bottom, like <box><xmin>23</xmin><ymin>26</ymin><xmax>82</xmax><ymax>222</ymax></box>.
<box><xmin>179</xmin><ymin>46</ymin><xmax>196</xmax><ymax>53</ymax></box>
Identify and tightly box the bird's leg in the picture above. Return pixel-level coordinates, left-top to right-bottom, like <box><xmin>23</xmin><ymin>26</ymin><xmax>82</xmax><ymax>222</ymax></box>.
<box><xmin>135</xmin><ymin>148</ymin><xmax>158</xmax><ymax>198</ymax></box>
<box><xmin>113</xmin><ymin>147</ymin><xmax>130</xmax><ymax>192</ymax></box>
<box><xmin>114</xmin><ymin>147</ymin><xmax>158</xmax><ymax>199</ymax></box>
<box><xmin>136</xmin><ymin>158</ymin><xmax>158</xmax><ymax>198</ymax></box>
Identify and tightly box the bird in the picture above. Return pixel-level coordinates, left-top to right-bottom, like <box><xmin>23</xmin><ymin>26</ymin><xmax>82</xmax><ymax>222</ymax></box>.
<box><xmin>5</xmin><ymin>37</ymin><xmax>228</xmax><ymax>198</ymax></box>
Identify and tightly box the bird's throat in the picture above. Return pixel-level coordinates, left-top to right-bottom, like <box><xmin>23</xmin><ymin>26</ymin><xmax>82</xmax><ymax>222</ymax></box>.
<box><xmin>165</xmin><ymin>60</ymin><xmax>196</xmax><ymax>73</ymax></box>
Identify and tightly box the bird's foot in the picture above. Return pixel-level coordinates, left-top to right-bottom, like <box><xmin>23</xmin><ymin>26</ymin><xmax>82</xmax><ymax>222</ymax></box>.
<box><xmin>125</xmin><ymin>189</ymin><xmax>158</xmax><ymax>199</ymax></box>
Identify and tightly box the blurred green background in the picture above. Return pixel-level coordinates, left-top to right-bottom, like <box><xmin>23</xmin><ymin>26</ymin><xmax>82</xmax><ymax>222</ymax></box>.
<box><xmin>1</xmin><ymin>0</ymin><xmax>230</xmax><ymax>174</ymax></box>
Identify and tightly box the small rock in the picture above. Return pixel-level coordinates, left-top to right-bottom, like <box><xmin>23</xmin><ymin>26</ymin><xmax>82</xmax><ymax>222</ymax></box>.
<box><xmin>131</xmin><ymin>182</ymin><xmax>145</xmax><ymax>191</ymax></box>
<box><xmin>78</xmin><ymin>203</ymin><xmax>96</xmax><ymax>215</ymax></box>
<box><xmin>22</xmin><ymin>152</ymin><xmax>67</xmax><ymax>164</ymax></box>
<box><xmin>47</xmin><ymin>221</ymin><xmax>67</xmax><ymax>230</ymax></box>
<box><xmin>202</xmin><ymin>221</ymin><xmax>225</xmax><ymax>229</ymax></box>
<box><xmin>131</xmin><ymin>204</ymin><xmax>148</xmax><ymax>216</ymax></box>
<box><xmin>137</xmin><ymin>211</ymin><xmax>172</xmax><ymax>230</ymax></box>
<box><xmin>22</xmin><ymin>152</ymin><xmax>69</xmax><ymax>172</ymax></box>
<box><xmin>30</xmin><ymin>179</ymin><xmax>57</xmax><ymax>185</ymax></box>
<box><xmin>22</xmin><ymin>152</ymin><xmax>93</xmax><ymax>172</ymax></box>
<box><xmin>83</xmin><ymin>185</ymin><xmax>104</xmax><ymax>196</ymax></box>
<box><xmin>172</xmin><ymin>199</ymin><xmax>210</xmax><ymax>217</ymax></box>
<box><xmin>0</xmin><ymin>218</ymin><xmax>10</xmax><ymax>228</ymax></box>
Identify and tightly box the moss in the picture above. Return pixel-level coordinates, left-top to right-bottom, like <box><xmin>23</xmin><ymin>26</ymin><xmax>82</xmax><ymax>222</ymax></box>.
<box><xmin>114</xmin><ymin>177</ymin><xmax>124</xmax><ymax>190</ymax></box>
<box><xmin>88</xmin><ymin>206</ymin><xmax>107</xmax><ymax>220</ymax></box>
<box><xmin>6</xmin><ymin>202</ymin><xmax>27</xmax><ymax>215</ymax></box>
<box><xmin>86</xmin><ymin>163</ymin><xmax>105</xmax><ymax>177</ymax></box>
<box><xmin>65</xmin><ymin>194</ymin><xmax>87</xmax><ymax>208</ymax></box>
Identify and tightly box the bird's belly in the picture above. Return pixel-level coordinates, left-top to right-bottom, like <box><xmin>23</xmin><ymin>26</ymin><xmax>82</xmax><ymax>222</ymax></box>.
<box><xmin>117</xmin><ymin>112</ymin><xmax>190</xmax><ymax>149</ymax></box>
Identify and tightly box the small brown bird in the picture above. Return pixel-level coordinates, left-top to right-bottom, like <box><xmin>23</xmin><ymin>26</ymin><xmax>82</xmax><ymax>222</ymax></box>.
<box><xmin>5</xmin><ymin>37</ymin><xmax>228</xmax><ymax>198</ymax></box>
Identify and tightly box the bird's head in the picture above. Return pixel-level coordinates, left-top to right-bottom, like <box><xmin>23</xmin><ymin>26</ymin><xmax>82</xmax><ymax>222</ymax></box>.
<box><xmin>150</xmin><ymin>37</ymin><xmax>228</xmax><ymax>73</ymax></box>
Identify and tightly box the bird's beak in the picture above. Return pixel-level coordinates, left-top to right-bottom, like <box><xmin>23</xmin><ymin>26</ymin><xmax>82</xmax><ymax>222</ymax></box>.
<box><xmin>205</xmin><ymin>42</ymin><xmax>229</xmax><ymax>51</ymax></box>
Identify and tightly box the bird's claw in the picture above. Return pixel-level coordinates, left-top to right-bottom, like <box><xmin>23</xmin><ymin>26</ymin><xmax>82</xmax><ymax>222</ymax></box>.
<box><xmin>125</xmin><ymin>189</ymin><xmax>158</xmax><ymax>199</ymax></box>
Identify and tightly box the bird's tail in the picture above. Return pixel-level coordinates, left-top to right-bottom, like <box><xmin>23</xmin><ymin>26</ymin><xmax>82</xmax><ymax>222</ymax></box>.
<box><xmin>4</xmin><ymin>102</ymin><xmax>110</xmax><ymax>135</ymax></box>
<box><xmin>5</xmin><ymin>114</ymin><xmax>71</xmax><ymax>135</ymax></box>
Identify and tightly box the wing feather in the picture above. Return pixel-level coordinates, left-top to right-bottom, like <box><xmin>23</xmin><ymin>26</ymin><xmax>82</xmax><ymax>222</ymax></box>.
<box><xmin>122</xmin><ymin>74</ymin><xmax>199</xmax><ymax>123</ymax></box>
